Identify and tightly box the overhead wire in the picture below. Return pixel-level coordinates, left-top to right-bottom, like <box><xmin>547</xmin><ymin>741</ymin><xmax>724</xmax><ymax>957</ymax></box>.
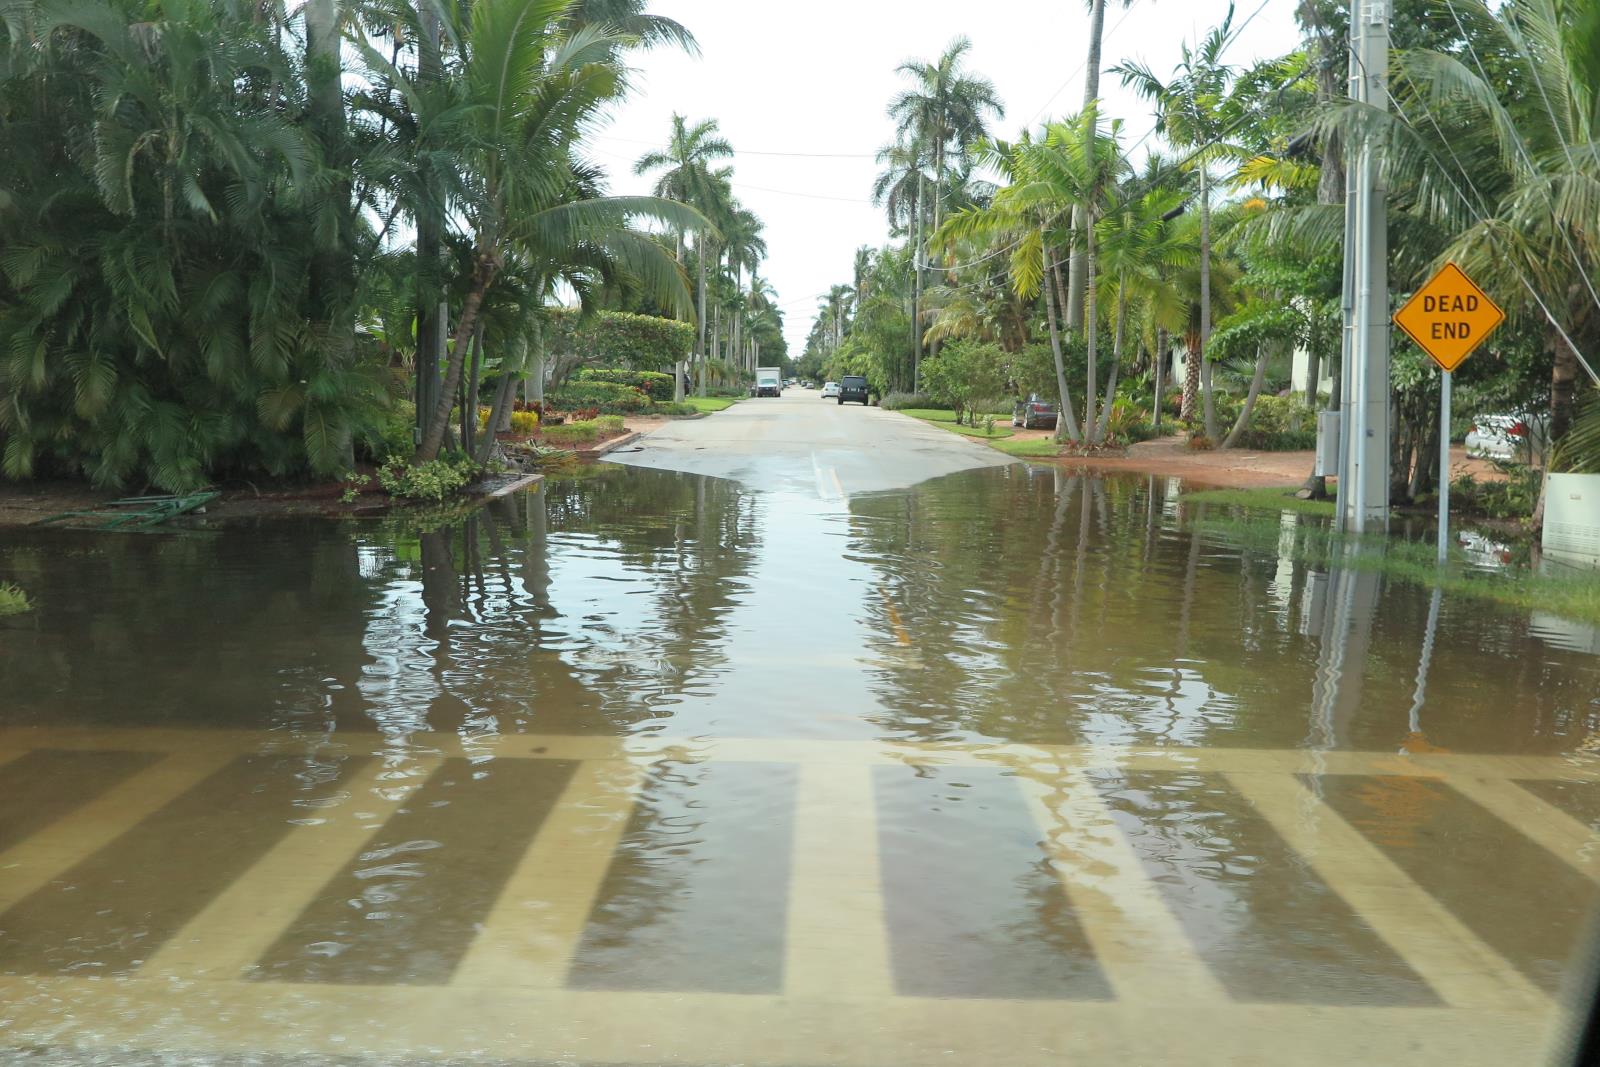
<box><xmin>1023</xmin><ymin>0</ymin><xmax>1143</xmax><ymax>128</ymax></box>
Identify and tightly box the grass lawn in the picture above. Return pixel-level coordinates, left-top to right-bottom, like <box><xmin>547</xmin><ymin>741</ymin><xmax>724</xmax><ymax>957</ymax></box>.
<box><xmin>1193</xmin><ymin>513</ymin><xmax>1600</xmax><ymax>626</ymax></box>
<box><xmin>993</xmin><ymin>438</ymin><xmax>1062</xmax><ymax>457</ymax></box>
<box><xmin>1181</xmin><ymin>487</ymin><xmax>1336</xmax><ymax>517</ymax></box>
<box><xmin>683</xmin><ymin>396</ymin><xmax>739</xmax><ymax>413</ymax></box>
<box><xmin>900</xmin><ymin>407</ymin><xmax>1015</xmax><ymax>440</ymax></box>
<box><xmin>943</xmin><ymin>422</ymin><xmax>1014</xmax><ymax>440</ymax></box>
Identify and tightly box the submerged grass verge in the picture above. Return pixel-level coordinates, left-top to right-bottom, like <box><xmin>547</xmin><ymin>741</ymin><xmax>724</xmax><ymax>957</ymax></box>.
<box><xmin>683</xmin><ymin>396</ymin><xmax>738</xmax><ymax>413</ymax></box>
<box><xmin>1181</xmin><ymin>487</ymin><xmax>1336</xmax><ymax>517</ymax></box>
<box><xmin>0</xmin><ymin>582</ymin><xmax>33</xmax><ymax>616</ymax></box>
<box><xmin>992</xmin><ymin>438</ymin><xmax>1063</xmax><ymax>457</ymax></box>
<box><xmin>1191</xmin><ymin>513</ymin><xmax>1600</xmax><ymax>626</ymax></box>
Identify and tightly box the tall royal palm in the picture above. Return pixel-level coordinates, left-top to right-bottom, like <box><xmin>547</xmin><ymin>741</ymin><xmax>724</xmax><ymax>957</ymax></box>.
<box><xmin>889</xmin><ymin>37</ymin><xmax>1004</xmax><ymax>254</ymax></box>
<box><xmin>1065</xmin><ymin>0</ymin><xmax>1143</xmax><ymax>333</ymax></box>
<box><xmin>636</xmin><ymin>114</ymin><xmax>733</xmax><ymax>397</ymax></box>
<box><xmin>1117</xmin><ymin>8</ymin><xmax>1241</xmax><ymax>441</ymax></box>
<box><xmin>890</xmin><ymin>37</ymin><xmax>1003</xmax><ymax>376</ymax></box>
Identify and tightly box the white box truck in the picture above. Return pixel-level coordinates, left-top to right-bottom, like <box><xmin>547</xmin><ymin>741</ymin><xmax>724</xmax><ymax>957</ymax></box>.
<box><xmin>755</xmin><ymin>366</ymin><xmax>782</xmax><ymax>397</ymax></box>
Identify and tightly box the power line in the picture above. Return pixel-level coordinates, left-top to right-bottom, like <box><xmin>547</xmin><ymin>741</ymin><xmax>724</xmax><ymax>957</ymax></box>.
<box><xmin>1023</xmin><ymin>0</ymin><xmax>1143</xmax><ymax>127</ymax></box>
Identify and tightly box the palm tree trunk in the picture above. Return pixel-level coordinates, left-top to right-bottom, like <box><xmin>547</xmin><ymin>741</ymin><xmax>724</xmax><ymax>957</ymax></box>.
<box><xmin>462</xmin><ymin>322</ymin><xmax>484</xmax><ymax>457</ymax></box>
<box><xmin>1551</xmin><ymin>325</ymin><xmax>1580</xmax><ymax>443</ymax></box>
<box><xmin>1083</xmin><ymin>217</ymin><xmax>1099</xmax><ymax>444</ymax></box>
<box><xmin>1182</xmin><ymin>329</ymin><xmax>1201</xmax><ymax>422</ymax></box>
<box><xmin>412</xmin><ymin>0</ymin><xmax>444</xmax><ymax>450</ymax></box>
<box><xmin>417</xmin><ymin>251</ymin><xmax>497</xmax><ymax>462</ymax></box>
<box><xmin>696</xmin><ymin>244</ymin><xmax>708</xmax><ymax>397</ymax></box>
<box><xmin>1066</xmin><ymin>0</ymin><xmax>1107</xmax><ymax>336</ymax></box>
<box><xmin>1221</xmin><ymin>341</ymin><xmax>1270</xmax><ymax>450</ymax></box>
<box><xmin>1199</xmin><ymin>161</ymin><xmax>1218</xmax><ymax>441</ymax></box>
<box><xmin>1096</xmin><ymin>281</ymin><xmax>1128</xmax><ymax>442</ymax></box>
<box><xmin>1044</xmin><ymin>240</ymin><xmax>1082</xmax><ymax>443</ymax></box>
<box><xmin>1153</xmin><ymin>326</ymin><xmax>1169</xmax><ymax>431</ymax></box>
<box><xmin>913</xmin><ymin>176</ymin><xmax>925</xmax><ymax>391</ymax></box>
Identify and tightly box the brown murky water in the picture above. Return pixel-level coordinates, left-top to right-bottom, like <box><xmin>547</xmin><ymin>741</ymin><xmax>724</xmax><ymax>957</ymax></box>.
<box><xmin>3</xmin><ymin>464</ymin><xmax>1600</xmax><ymax>1065</ymax></box>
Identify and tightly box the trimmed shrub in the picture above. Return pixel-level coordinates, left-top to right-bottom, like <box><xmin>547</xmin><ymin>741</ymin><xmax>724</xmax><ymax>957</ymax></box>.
<box><xmin>595</xmin><ymin>415</ymin><xmax>625</xmax><ymax>434</ymax></box>
<box><xmin>546</xmin><ymin>381</ymin><xmax>651</xmax><ymax>414</ymax></box>
<box><xmin>578</xmin><ymin>368</ymin><xmax>674</xmax><ymax>402</ymax></box>
<box><xmin>655</xmin><ymin>401</ymin><xmax>699</xmax><ymax>416</ymax></box>
<box><xmin>546</xmin><ymin>309</ymin><xmax>694</xmax><ymax>373</ymax></box>
<box><xmin>880</xmin><ymin>392</ymin><xmax>945</xmax><ymax>411</ymax></box>
<box><xmin>541</xmin><ymin>420</ymin><xmax>600</xmax><ymax>446</ymax></box>
<box><xmin>1233</xmin><ymin>428</ymin><xmax>1318</xmax><ymax>451</ymax></box>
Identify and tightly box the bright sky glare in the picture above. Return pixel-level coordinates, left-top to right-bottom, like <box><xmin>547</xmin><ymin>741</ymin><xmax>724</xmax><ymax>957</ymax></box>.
<box><xmin>596</xmin><ymin>0</ymin><xmax>1303</xmax><ymax>354</ymax></box>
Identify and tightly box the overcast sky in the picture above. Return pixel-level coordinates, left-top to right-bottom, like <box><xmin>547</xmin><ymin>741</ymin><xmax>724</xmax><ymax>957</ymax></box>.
<box><xmin>594</xmin><ymin>1</ymin><xmax>1303</xmax><ymax>354</ymax></box>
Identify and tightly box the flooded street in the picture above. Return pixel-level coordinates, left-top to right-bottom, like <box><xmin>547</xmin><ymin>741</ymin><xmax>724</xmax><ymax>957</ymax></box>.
<box><xmin>3</xmin><ymin>398</ymin><xmax>1600</xmax><ymax>1065</ymax></box>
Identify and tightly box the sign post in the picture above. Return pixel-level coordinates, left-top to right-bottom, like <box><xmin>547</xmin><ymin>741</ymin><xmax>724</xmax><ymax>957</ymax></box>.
<box><xmin>1392</xmin><ymin>262</ymin><xmax>1505</xmax><ymax>563</ymax></box>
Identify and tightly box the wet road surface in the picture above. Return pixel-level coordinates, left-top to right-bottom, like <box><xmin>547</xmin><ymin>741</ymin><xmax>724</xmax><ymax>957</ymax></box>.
<box><xmin>614</xmin><ymin>388</ymin><xmax>1014</xmax><ymax>492</ymax></box>
<box><xmin>2</xmin><ymin>395</ymin><xmax>1600</xmax><ymax>1065</ymax></box>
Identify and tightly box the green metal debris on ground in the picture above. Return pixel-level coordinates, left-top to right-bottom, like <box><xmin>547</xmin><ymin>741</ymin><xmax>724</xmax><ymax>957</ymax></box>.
<box><xmin>32</xmin><ymin>491</ymin><xmax>220</xmax><ymax>529</ymax></box>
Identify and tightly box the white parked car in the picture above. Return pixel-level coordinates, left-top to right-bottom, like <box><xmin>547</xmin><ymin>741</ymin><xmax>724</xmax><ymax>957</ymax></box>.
<box><xmin>821</xmin><ymin>381</ymin><xmax>840</xmax><ymax>399</ymax></box>
<box><xmin>1465</xmin><ymin>411</ymin><xmax>1550</xmax><ymax>461</ymax></box>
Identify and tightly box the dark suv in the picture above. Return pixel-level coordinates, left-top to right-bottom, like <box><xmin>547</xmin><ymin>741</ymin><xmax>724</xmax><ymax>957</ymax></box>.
<box><xmin>837</xmin><ymin>375</ymin><xmax>870</xmax><ymax>405</ymax></box>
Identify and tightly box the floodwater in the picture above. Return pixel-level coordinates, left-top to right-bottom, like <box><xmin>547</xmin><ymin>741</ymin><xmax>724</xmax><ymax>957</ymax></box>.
<box><xmin>3</xmin><ymin>463</ymin><xmax>1600</xmax><ymax>1065</ymax></box>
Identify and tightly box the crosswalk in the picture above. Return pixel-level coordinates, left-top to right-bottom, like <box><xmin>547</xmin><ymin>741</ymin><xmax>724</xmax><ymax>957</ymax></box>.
<box><xmin>1</xmin><ymin>726</ymin><xmax>1596</xmax><ymax>1065</ymax></box>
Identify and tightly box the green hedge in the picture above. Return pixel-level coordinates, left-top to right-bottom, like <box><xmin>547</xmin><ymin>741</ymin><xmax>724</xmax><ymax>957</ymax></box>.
<box><xmin>541</xmin><ymin>420</ymin><xmax>600</xmax><ymax>445</ymax></box>
<box><xmin>547</xmin><ymin>310</ymin><xmax>693</xmax><ymax>373</ymax></box>
<box><xmin>880</xmin><ymin>392</ymin><xmax>947</xmax><ymax>411</ymax></box>
<box><xmin>578</xmin><ymin>368</ymin><xmax>674</xmax><ymax>402</ymax></box>
<box><xmin>546</xmin><ymin>381</ymin><xmax>651</xmax><ymax>414</ymax></box>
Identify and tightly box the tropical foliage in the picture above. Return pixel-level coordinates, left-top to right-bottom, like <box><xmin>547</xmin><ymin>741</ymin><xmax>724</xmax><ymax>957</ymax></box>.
<box><xmin>807</xmin><ymin>0</ymin><xmax>1600</xmax><ymax>502</ymax></box>
<box><xmin>0</xmin><ymin>0</ymin><xmax>771</xmax><ymax>491</ymax></box>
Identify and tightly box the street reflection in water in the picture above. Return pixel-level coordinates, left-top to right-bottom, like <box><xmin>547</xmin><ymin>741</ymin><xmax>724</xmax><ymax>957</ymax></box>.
<box><xmin>2</xmin><ymin>463</ymin><xmax>1599</xmax><ymax>1065</ymax></box>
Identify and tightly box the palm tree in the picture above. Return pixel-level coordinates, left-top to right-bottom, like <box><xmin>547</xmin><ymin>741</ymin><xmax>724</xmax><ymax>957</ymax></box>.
<box><xmin>565</xmin><ymin>0</ymin><xmax>697</xmax><ymax>52</ymax></box>
<box><xmin>890</xmin><ymin>37</ymin><xmax>1003</xmax><ymax>378</ymax></box>
<box><xmin>415</xmin><ymin>0</ymin><xmax>702</xmax><ymax>460</ymax></box>
<box><xmin>852</xmin><ymin>246</ymin><xmax>875</xmax><ymax>310</ymax></box>
<box><xmin>1116</xmin><ymin>8</ymin><xmax>1242</xmax><ymax>441</ymax></box>
<box><xmin>1374</xmin><ymin>0</ymin><xmax>1600</xmax><ymax>442</ymax></box>
<box><xmin>937</xmin><ymin>113</ymin><xmax>1127</xmax><ymax>444</ymax></box>
<box><xmin>889</xmin><ymin>37</ymin><xmax>1004</xmax><ymax>259</ymax></box>
<box><xmin>635</xmin><ymin>115</ymin><xmax>732</xmax><ymax>398</ymax></box>
<box><xmin>1094</xmin><ymin>176</ymin><xmax>1189</xmax><ymax>442</ymax></box>
<box><xmin>720</xmin><ymin>203</ymin><xmax>767</xmax><ymax>373</ymax></box>
<box><xmin>1066</xmin><ymin>0</ymin><xmax>1143</xmax><ymax>335</ymax></box>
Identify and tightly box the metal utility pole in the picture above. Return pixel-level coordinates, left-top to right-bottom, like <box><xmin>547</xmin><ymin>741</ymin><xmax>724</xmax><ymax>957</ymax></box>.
<box><xmin>1336</xmin><ymin>0</ymin><xmax>1392</xmax><ymax>533</ymax></box>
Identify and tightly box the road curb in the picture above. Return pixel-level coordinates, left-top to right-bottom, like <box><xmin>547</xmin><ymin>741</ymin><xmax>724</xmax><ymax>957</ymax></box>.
<box><xmin>583</xmin><ymin>431</ymin><xmax>640</xmax><ymax>457</ymax></box>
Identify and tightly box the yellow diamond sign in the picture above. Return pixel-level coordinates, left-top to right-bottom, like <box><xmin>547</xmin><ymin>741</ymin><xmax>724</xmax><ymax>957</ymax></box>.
<box><xmin>1393</xmin><ymin>262</ymin><xmax>1505</xmax><ymax>372</ymax></box>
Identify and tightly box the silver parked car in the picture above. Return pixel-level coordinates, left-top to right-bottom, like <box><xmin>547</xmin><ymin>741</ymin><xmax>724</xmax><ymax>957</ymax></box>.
<box><xmin>1465</xmin><ymin>411</ymin><xmax>1550</xmax><ymax>461</ymax></box>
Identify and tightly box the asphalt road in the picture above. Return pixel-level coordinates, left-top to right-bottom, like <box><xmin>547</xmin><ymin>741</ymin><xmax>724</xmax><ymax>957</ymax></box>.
<box><xmin>611</xmin><ymin>389</ymin><xmax>1014</xmax><ymax>495</ymax></box>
